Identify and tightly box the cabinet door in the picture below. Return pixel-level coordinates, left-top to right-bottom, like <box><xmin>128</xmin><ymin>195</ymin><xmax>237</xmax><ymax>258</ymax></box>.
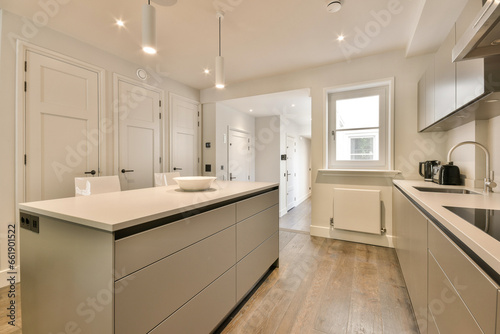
<box><xmin>393</xmin><ymin>187</ymin><xmax>428</xmax><ymax>331</ymax></box>
<box><xmin>434</xmin><ymin>26</ymin><xmax>456</xmax><ymax>121</ymax></box>
<box><xmin>428</xmin><ymin>251</ymin><xmax>483</xmax><ymax>334</ymax></box>
<box><xmin>418</xmin><ymin>76</ymin><xmax>427</xmax><ymax>131</ymax></box>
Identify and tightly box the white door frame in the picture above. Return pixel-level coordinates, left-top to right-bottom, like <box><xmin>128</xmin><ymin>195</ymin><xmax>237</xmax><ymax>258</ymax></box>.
<box><xmin>168</xmin><ymin>93</ymin><xmax>201</xmax><ymax>175</ymax></box>
<box><xmin>15</xmin><ymin>40</ymin><xmax>106</xmax><ymax>207</ymax></box>
<box><xmin>112</xmin><ymin>74</ymin><xmax>165</xmax><ymax>177</ymax></box>
<box><xmin>286</xmin><ymin>134</ymin><xmax>297</xmax><ymax>211</ymax></box>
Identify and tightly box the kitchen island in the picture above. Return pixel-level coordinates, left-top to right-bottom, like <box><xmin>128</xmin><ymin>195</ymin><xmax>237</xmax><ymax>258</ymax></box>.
<box><xmin>18</xmin><ymin>181</ymin><xmax>279</xmax><ymax>334</ymax></box>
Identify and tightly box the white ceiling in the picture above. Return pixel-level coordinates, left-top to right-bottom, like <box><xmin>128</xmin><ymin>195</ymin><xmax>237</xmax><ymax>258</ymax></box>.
<box><xmin>0</xmin><ymin>0</ymin><xmax>463</xmax><ymax>91</ymax></box>
<box><xmin>219</xmin><ymin>89</ymin><xmax>312</xmax><ymax>136</ymax></box>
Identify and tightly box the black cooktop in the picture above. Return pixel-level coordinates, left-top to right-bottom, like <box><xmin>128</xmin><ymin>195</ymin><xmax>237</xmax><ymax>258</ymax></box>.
<box><xmin>444</xmin><ymin>206</ymin><xmax>500</xmax><ymax>242</ymax></box>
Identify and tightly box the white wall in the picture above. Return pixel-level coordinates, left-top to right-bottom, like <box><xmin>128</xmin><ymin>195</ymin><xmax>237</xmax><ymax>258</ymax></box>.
<box><xmin>201</xmin><ymin>50</ymin><xmax>446</xmax><ymax>247</ymax></box>
<box><xmin>0</xmin><ymin>10</ymin><xmax>199</xmax><ymax>287</ymax></box>
<box><xmin>255</xmin><ymin>116</ymin><xmax>280</xmax><ymax>183</ymax></box>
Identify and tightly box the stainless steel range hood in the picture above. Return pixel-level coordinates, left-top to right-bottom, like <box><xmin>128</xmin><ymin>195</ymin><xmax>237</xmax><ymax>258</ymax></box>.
<box><xmin>453</xmin><ymin>0</ymin><xmax>500</xmax><ymax>61</ymax></box>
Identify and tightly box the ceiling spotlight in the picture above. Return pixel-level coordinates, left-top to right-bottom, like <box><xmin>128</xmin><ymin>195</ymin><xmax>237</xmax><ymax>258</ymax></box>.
<box><xmin>291</xmin><ymin>104</ymin><xmax>295</xmax><ymax>107</ymax></box>
<box><xmin>142</xmin><ymin>1</ymin><xmax>157</xmax><ymax>54</ymax></box>
<box><xmin>249</xmin><ymin>109</ymin><xmax>253</xmax><ymax>112</ymax></box>
<box><xmin>326</xmin><ymin>0</ymin><xmax>342</xmax><ymax>13</ymax></box>
<box><xmin>491</xmin><ymin>39</ymin><xmax>500</xmax><ymax>46</ymax></box>
<box><xmin>215</xmin><ymin>11</ymin><xmax>225</xmax><ymax>89</ymax></box>
<box><xmin>204</xmin><ymin>69</ymin><xmax>210</xmax><ymax>74</ymax></box>
<box><xmin>486</xmin><ymin>99</ymin><xmax>499</xmax><ymax>103</ymax></box>
<box><xmin>337</xmin><ymin>35</ymin><xmax>345</xmax><ymax>41</ymax></box>
<box><xmin>116</xmin><ymin>19</ymin><xmax>125</xmax><ymax>27</ymax></box>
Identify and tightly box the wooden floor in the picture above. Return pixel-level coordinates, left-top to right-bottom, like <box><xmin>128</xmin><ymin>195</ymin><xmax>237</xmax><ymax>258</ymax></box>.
<box><xmin>279</xmin><ymin>197</ymin><xmax>311</xmax><ymax>233</ymax></box>
<box><xmin>219</xmin><ymin>232</ymin><xmax>419</xmax><ymax>334</ymax></box>
<box><xmin>0</xmin><ymin>283</ymin><xmax>21</xmax><ymax>334</ymax></box>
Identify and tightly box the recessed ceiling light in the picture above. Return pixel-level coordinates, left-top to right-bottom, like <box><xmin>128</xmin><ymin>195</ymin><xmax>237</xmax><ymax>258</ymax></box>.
<box><xmin>116</xmin><ymin>19</ymin><xmax>125</xmax><ymax>27</ymax></box>
<box><xmin>291</xmin><ymin>104</ymin><xmax>295</xmax><ymax>107</ymax></box>
<box><xmin>486</xmin><ymin>99</ymin><xmax>499</xmax><ymax>103</ymax></box>
<box><xmin>337</xmin><ymin>35</ymin><xmax>345</xmax><ymax>41</ymax></box>
<box><xmin>491</xmin><ymin>39</ymin><xmax>500</xmax><ymax>46</ymax></box>
<box><xmin>249</xmin><ymin>109</ymin><xmax>253</xmax><ymax>112</ymax></box>
<box><xmin>204</xmin><ymin>69</ymin><xmax>210</xmax><ymax>74</ymax></box>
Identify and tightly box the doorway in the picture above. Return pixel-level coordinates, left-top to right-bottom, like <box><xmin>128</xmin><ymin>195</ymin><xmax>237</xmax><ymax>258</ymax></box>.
<box><xmin>286</xmin><ymin>135</ymin><xmax>297</xmax><ymax>211</ymax></box>
<box><xmin>22</xmin><ymin>46</ymin><xmax>104</xmax><ymax>201</ymax></box>
<box><xmin>114</xmin><ymin>75</ymin><xmax>163</xmax><ymax>191</ymax></box>
<box><xmin>228</xmin><ymin>129</ymin><xmax>252</xmax><ymax>182</ymax></box>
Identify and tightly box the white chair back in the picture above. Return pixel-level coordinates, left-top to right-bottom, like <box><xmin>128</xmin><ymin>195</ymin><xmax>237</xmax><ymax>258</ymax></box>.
<box><xmin>154</xmin><ymin>172</ymin><xmax>181</xmax><ymax>187</ymax></box>
<box><xmin>75</xmin><ymin>175</ymin><xmax>121</xmax><ymax>196</ymax></box>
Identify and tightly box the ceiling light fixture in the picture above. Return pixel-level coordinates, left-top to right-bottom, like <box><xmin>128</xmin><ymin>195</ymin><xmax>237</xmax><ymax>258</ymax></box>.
<box><xmin>326</xmin><ymin>0</ymin><xmax>342</xmax><ymax>13</ymax></box>
<box><xmin>337</xmin><ymin>35</ymin><xmax>345</xmax><ymax>41</ymax></box>
<box><xmin>204</xmin><ymin>69</ymin><xmax>210</xmax><ymax>74</ymax></box>
<box><xmin>142</xmin><ymin>0</ymin><xmax>157</xmax><ymax>54</ymax></box>
<box><xmin>215</xmin><ymin>11</ymin><xmax>225</xmax><ymax>89</ymax></box>
<box><xmin>116</xmin><ymin>19</ymin><xmax>125</xmax><ymax>27</ymax></box>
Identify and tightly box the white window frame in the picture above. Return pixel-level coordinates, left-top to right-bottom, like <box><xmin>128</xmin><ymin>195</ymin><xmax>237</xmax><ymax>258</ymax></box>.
<box><xmin>326</xmin><ymin>79</ymin><xmax>393</xmax><ymax>170</ymax></box>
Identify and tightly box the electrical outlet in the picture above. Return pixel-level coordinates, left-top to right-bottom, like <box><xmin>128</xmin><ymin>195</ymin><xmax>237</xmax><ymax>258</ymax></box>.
<box><xmin>20</xmin><ymin>212</ymin><xmax>30</xmax><ymax>230</ymax></box>
<box><xmin>30</xmin><ymin>215</ymin><xmax>40</xmax><ymax>233</ymax></box>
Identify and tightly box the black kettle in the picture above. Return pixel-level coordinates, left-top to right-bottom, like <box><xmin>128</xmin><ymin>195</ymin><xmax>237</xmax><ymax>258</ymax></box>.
<box><xmin>419</xmin><ymin>160</ymin><xmax>440</xmax><ymax>181</ymax></box>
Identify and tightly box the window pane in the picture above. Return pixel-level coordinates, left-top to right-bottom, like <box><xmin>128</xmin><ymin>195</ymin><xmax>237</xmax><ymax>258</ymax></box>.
<box><xmin>336</xmin><ymin>129</ymin><xmax>379</xmax><ymax>161</ymax></box>
<box><xmin>336</xmin><ymin>95</ymin><xmax>379</xmax><ymax>130</ymax></box>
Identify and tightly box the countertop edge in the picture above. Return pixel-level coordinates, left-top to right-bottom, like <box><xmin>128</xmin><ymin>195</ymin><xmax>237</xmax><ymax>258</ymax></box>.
<box><xmin>19</xmin><ymin>182</ymin><xmax>279</xmax><ymax>232</ymax></box>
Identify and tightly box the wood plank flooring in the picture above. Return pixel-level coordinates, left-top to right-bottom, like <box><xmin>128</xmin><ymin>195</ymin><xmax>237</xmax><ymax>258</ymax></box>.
<box><xmin>219</xmin><ymin>232</ymin><xmax>419</xmax><ymax>334</ymax></box>
<box><xmin>279</xmin><ymin>197</ymin><xmax>311</xmax><ymax>233</ymax></box>
<box><xmin>0</xmin><ymin>283</ymin><xmax>22</xmax><ymax>334</ymax></box>
<box><xmin>0</xmin><ymin>211</ymin><xmax>419</xmax><ymax>334</ymax></box>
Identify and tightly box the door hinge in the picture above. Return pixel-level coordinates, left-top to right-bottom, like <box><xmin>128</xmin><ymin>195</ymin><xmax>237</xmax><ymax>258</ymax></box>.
<box><xmin>159</xmin><ymin>113</ymin><xmax>161</xmax><ymax>119</ymax></box>
<box><xmin>198</xmin><ymin>157</ymin><xmax>200</xmax><ymax>163</ymax></box>
<box><xmin>24</xmin><ymin>154</ymin><xmax>27</xmax><ymax>165</ymax></box>
<box><xmin>24</xmin><ymin>61</ymin><xmax>27</xmax><ymax>72</ymax></box>
<box><xmin>331</xmin><ymin>130</ymin><xmax>335</xmax><ymax>140</ymax></box>
<box><xmin>248</xmin><ymin>175</ymin><xmax>250</xmax><ymax>180</ymax></box>
<box><xmin>248</xmin><ymin>146</ymin><xmax>250</xmax><ymax>151</ymax></box>
<box><xmin>198</xmin><ymin>121</ymin><xmax>200</xmax><ymax>127</ymax></box>
<box><xmin>159</xmin><ymin>157</ymin><xmax>162</xmax><ymax>163</ymax></box>
<box><xmin>330</xmin><ymin>218</ymin><xmax>334</xmax><ymax>227</ymax></box>
<box><xmin>198</xmin><ymin>111</ymin><xmax>200</xmax><ymax>117</ymax></box>
<box><xmin>24</xmin><ymin>81</ymin><xmax>27</xmax><ymax>92</ymax></box>
<box><xmin>159</xmin><ymin>100</ymin><xmax>162</xmax><ymax>107</ymax></box>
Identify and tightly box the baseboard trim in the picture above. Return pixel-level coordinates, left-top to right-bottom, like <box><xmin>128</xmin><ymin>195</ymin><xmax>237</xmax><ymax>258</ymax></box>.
<box><xmin>0</xmin><ymin>267</ymin><xmax>21</xmax><ymax>288</ymax></box>
<box><xmin>310</xmin><ymin>225</ymin><xmax>394</xmax><ymax>248</ymax></box>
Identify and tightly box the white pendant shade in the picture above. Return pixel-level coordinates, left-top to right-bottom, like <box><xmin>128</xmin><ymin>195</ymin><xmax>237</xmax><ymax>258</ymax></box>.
<box><xmin>215</xmin><ymin>56</ymin><xmax>225</xmax><ymax>89</ymax></box>
<box><xmin>142</xmin><ymin>4</ymin><xmax>157</xmax><ymax>54</ymax></box>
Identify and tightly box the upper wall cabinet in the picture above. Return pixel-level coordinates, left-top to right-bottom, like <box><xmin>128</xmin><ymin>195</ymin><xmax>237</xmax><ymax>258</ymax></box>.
<box><xmin>417</xmin><ymin>60</ymin><xmax>435</xmax><ymax>132</ymax></box>
<box><xmin>434</xmin><ymin>26</ymin><xmax>457</xmax><ymax>122</ymax></box>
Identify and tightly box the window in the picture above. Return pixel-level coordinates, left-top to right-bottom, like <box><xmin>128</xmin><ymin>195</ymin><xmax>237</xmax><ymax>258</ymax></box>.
<box><xmin>328</xmin><ymin>82</ymin><xmax>391</xmax><ymax>169</ymax></box>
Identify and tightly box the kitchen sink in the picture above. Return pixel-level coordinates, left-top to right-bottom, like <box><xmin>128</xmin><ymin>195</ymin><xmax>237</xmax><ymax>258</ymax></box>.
<box><xmin>413</xmin><ymin>186</ymin><xmax>481</xmax><ymax>195</ymax></box>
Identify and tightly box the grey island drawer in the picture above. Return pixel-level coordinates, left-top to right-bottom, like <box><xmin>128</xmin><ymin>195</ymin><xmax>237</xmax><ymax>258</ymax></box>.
<box><xmin>114</xmin><ymin>225</ymin><xmax>236</xmax><ymax>334</ymax></box>
<box><xmin>236</xmin><ymin>189</ymin><xmax>279</xmax><ymax>222</ymax></box>
<box><xmin>115</xmin><ymin>204</ymin><xmax>236</xmax><ymax>279</ymax></box>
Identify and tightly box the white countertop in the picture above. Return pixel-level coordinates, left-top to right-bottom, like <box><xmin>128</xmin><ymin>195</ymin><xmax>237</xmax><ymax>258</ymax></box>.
<box><xmin>19</xmin><ymin>181</ymin><xmax>278</xmax><ymax>232</ymax></box>
<box><xmin>393</xmin><ymin>180</ymin><xmax>500</xmax><ymax>276</ymax></box>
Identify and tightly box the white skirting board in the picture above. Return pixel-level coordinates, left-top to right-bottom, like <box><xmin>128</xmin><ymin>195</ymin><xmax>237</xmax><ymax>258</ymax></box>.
<box><xmin>333</xmin><ymin>188</ymin><xmax>381</xmax><ymax>235</ymax></box>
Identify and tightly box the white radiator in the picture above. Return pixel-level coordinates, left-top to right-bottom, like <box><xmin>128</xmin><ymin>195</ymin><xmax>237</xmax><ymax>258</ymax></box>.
<box><xmin>333</xmin><ymin>188</ymin><xmax>382</xmax><ymax>235</ymax></box>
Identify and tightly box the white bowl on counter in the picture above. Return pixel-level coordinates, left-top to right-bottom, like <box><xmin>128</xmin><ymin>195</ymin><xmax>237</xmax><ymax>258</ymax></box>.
<box><xmin>173</xmin><ymin>176</ymin><xmax>217</xmax><ymax>191</ymax></box>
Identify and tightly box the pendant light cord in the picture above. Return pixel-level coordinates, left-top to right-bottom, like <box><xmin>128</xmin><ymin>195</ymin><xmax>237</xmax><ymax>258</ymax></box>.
<box><xmin>218</xmin><ymin>17</ymin><xmax>221</xmax><ymax>57</ymax></box>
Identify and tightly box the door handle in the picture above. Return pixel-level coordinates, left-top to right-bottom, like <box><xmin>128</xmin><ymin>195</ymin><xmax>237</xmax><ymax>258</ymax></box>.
<box><xmin>229</xmin><ymin>173</ymin><xmax>236</xmax><ymax>181</ymax></box>
<box><xmin>286</xmin><ymin>171</ymin><xmax>291</xmax><ymax>181</ymax></box>
<box><xmin>173</xmin><ymin>167</ymin><xmax>183</xmax><ymax>171</ymax></box>
<box><xmin>85</xmin><ymin>170</ymin><xmax>96</xmax><ymax>176</ymax></box>
<box><xmin>121</xmin><ymin>169</ymin><xmax>134</xmax><ymax>173</ymax></box>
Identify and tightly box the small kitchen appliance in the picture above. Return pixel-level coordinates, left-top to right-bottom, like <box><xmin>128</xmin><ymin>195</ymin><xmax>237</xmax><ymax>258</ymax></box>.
<box><xmin>419</xmin><ymin>160</ymin><xmax>440</xmax><ymax>181</ymax></box>
<box><xmin>432</xmin><ymin>163</ymin><xmax>461</xmax><ymax>185</ymax></box>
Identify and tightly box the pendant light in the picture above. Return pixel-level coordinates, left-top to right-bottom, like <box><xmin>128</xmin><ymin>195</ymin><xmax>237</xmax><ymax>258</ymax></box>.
<box><xmin>215</xmin><ymin>11</ymin><xmax>225</xmax><ymax>89</ymax></box>
<box><xmin>142</xmin><ymin>0</ymin><xmax>157</xmax><ymax>54</ymax></box>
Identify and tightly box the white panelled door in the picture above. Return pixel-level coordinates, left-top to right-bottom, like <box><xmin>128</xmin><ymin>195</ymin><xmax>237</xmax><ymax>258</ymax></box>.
<box><xmin>170</xmin><ymin>94</ymin><xmax>199</xmax><ymax>176</ymax></box>
<box><xmin>25</xmin><ymin>50</ymin><xmax>100</xmax><ymax>201</ymax></box>
<box><xmin>286</xmin><ymin>135</ymin><xmax>296</xmax><ymax>211</ymax></box>
<box><xmin>228</xmin><ymin>129</ymin><xmax>251</xmax><ymax>182</ymax></box>
<box><xmin>116</xmin><ymin>78</ymin><xmax>162</xmax><ymax>190</ymax></box>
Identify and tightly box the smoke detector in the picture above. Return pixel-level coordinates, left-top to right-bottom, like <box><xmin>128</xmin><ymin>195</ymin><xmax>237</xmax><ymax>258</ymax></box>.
<box><xmin>326</xmin><ymin>0</ymin><xmax>342</xmax><ymax>13</ymax></box>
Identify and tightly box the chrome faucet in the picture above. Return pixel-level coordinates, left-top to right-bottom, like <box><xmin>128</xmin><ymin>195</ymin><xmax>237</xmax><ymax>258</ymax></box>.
<box><xmin>447</xmin><ymin>141</ymin><xmax>496</xmax><ymax>193</ymax></box>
